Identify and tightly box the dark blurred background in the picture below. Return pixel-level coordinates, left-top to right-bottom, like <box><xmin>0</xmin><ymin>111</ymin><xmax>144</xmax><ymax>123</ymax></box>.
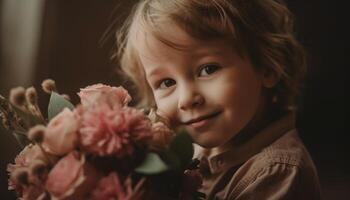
<box><xmin>0</xmin><ymin>0</ymin><xmax>348</xmax><ymax>199</ymax></box>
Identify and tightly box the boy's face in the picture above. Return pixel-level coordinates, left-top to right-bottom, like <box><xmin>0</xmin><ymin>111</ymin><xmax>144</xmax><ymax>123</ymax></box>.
<box><xmin>139</xmin><ymin>25</ymin><xmax>267</xmax><ymax>149</ymax></box>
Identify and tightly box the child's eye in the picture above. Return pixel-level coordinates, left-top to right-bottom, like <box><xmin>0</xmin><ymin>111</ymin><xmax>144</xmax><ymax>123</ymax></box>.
<box><xmin>198</xmin><ymin>64</ymin><xmax>220</xmax><ymax>76</ymax></box>
<box><xmin>158</xmin><ymin>79</ymin><xmax>176</xmax><ymax>89</ymax></box>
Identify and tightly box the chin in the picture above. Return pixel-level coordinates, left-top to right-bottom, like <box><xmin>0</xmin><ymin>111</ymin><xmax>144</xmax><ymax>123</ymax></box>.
<box><xmin>194</xmin><ymin>137</ymin><xmax>221</xmax><ymax>149</ymax></box>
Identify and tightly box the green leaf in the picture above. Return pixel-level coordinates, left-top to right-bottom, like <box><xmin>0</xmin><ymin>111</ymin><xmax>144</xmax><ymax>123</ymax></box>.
<box><xmin>11</xmin><ymin>105</ymin><xmax>45</xmax><ymax>127</ymax></box>
<box><xmin>169</xmin><ymin>129</ymin><xmax>194</xmax><ymax>169</ymax></box>
<box><xmin>135</xmin><ymin>153</ymin><xmax>169</xmax><ymax>174</ymax></box>
<box><xmin>48</xmin><ymin>92</ymin><xmax>74</xmax><ymax>120</ymax></box>
<box><xmin>13</xmin><ymin>131</ymin><xmax>31</xmax><ymax>148</ymax></box>
<box><xmin>162</xmin><ymin>150</ymin><xmax>181</xmax><ymax>170</ymax></box>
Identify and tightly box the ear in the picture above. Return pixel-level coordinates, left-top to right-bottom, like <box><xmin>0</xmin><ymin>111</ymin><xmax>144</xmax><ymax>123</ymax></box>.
<box><xmin>261</xmin><ymin>68</ymin><xmax>279</xmax><ymax>88</ymax></box>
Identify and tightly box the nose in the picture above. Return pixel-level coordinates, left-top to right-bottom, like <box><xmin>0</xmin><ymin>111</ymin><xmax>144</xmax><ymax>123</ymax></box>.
<box><xmin>178</xmin><ymin>84</ymin><xmax>205</xmax><ymax>111</ymax></box>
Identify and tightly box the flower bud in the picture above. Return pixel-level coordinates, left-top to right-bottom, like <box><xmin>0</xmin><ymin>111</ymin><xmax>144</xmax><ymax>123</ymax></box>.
<box><xmin>41</xmin><ymin>79</ymin><xmax>57</xmax><ymax>94</ymax></box>
<box><xmin>9</xmin><ymin>87</ymin><xmax>26</xmax><ymax>106</ymax></box>
<box><xmin>13</xmin><ymin>168</ymin><xmax>29</xmax><ymax>185</ymax></box>
<box><xmin>28</xmin><ymin>125</ymin><xmax>46</xmax><ymax>143</ymax></box>
<box><xmin>0</xmin><ymin>112</ymin><xmax>10</xmax><ymax>129</ymax></box>
<box><xmin>25</xmin><ymin>87</ymin><xmax>38</xmax><ymax>105</ymax></box>
<box><xmin>30</xmin><ymin>160</ymin><xmax>47</xmax><ymax>178</ymax></box>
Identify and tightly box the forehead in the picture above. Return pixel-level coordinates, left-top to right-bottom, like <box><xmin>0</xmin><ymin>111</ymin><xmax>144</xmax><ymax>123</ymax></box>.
<box><xmin>136</xmin><ymin>22</ymin><xmax>235</xmax><ymax>64</ymax></box>
<box><xmin>137</xmin><ymin>23</ymin><xmax>199</xmax><ymax>59</ymax></box>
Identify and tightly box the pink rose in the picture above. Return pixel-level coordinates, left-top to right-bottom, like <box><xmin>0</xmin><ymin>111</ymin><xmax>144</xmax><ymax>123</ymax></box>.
<box><xmin>78</xmin><ymin>84</ymin><xmax>131</xmax><ymax>109</ymax></box>
<box><xmin>78</xmin><ymin>105</ymin><xmax>152</xmax><ymax>157</ymax></box>
<box><xmin>42</xmin><ymin>108</ymin><xmax>79</xmax><ymax>156</ymax></box>
<box><xmin>149</xmin><ymin>122</ymin><xmax>174</xmax><ymax>151</ymax></box>
<box><xmin>91</xmin><ymin>173</ymin><xmax>144</xmax><ymax>200</ymax></box>
<box><xmin>45</xmin><ymin>151</ymin><xmax>99</xmax><ymax>199</ymax></box>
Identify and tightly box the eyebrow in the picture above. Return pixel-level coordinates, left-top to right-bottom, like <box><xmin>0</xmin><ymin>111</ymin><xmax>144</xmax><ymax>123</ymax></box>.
<box><xmin>195</xmin><ymin>47</ymin><xmax>227</xmax><ymax>56</ymax></box>
<box><xmin>145</xmin><ymin>47</ymin><xmax>229</xmax><ymax>78</ymax></box>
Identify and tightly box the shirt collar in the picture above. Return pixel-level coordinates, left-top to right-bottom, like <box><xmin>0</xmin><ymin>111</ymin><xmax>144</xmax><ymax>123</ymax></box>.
<box><xmin>194</xmin><ymin>112</ymin><xmax>296</xmax><ymax>174</ymax></box>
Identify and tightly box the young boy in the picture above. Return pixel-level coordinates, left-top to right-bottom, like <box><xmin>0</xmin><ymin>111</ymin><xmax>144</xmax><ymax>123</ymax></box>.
<box><xmin>116</xmin><ymin>0</ymin><xmax>321</xmax><ymax>199</ymax></box>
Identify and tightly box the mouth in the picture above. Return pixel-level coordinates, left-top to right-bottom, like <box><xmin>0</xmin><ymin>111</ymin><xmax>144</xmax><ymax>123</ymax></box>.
<box><xmin>183</xmin><ymin>111</ymin><xmax>222</xmax><ymax>128</ymax></box>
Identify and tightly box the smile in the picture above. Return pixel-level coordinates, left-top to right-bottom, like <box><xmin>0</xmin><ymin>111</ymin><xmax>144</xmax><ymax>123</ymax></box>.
<box><xmin>183</xmin><ymin>111</ymin><xmax>222</xmax><ymax>129</ymax></box>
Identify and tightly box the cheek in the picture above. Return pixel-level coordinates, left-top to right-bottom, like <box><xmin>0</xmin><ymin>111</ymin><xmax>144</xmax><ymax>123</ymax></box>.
<box><xmin>215</xmin><ymin>71</ymin><xmax>263</xmax><ymax>118</ymax></box>
<box><xmin>155</xmin><ymin>93</ymin><xmax>178</xmax><ymax>121</ymax></box>
<box><xmin>230</xmin><ymin>86</ymin><xmax>262</xmax><ymax>122</ymax></box>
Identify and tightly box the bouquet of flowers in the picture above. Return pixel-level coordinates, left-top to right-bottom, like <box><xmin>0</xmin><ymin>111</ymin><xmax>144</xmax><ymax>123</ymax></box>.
<box><xmin>0</xmin><ymin>80</ymin><xmax>204</xmax><ymax>200</ymax></box>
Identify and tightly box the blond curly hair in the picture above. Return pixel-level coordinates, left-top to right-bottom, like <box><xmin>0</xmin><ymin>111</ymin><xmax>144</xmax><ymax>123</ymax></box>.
<box><xmin>116</xmin><ymin>0</ymin><xmax>306</xmax><ymax>110</ymax></box>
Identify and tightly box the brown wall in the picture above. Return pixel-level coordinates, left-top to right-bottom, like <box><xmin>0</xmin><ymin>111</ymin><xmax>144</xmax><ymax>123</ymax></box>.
<box><xmin>35</xmin><ymin>0</ymin><xmax>136</xmax><ymax>107</ymax></box>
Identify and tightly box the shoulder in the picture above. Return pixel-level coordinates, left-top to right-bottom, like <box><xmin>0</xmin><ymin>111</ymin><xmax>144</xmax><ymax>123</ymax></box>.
<box><xmin>227</xmin><ymin>129</ymin><xmax>321</xmax><ymax>199</ymax></box>
<box><xmin>262</xmin><ymin>129</ymin><xmax>312</xmax><ymax>167</ymax></box>
<box><xmin>238</xmin><ymin>129</ymin><xmax>317</xmax><ymax>177</ymax></box>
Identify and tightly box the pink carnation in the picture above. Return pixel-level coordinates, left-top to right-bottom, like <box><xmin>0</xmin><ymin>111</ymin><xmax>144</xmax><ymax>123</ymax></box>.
<box><xmin>7</xmin><ymin>144</ymin><xmax>46</xmax><ymax>172</ymax></box>
<box><xmin>78</xmin><ymin>84</ymin><xmax>131</xmax><ymax>109</ymax></box>
<box><xmin>78</xmin><ymin>105</ymin><xmax>152</xmax><ymax>157</ymax></box>
<box><xmin>7</xmin><ymin>144</ymin><xmax>45</xmax><ymax>190</ymax></box>
<box><xmin>7</xmin><ymin>144</ymin><xmax>50</xmax><ymax>199</ymax></box>
<box><xmin>91</xmin><ymin>173</ymin><xmax>144</xmax><ymax>200</ymax></box>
